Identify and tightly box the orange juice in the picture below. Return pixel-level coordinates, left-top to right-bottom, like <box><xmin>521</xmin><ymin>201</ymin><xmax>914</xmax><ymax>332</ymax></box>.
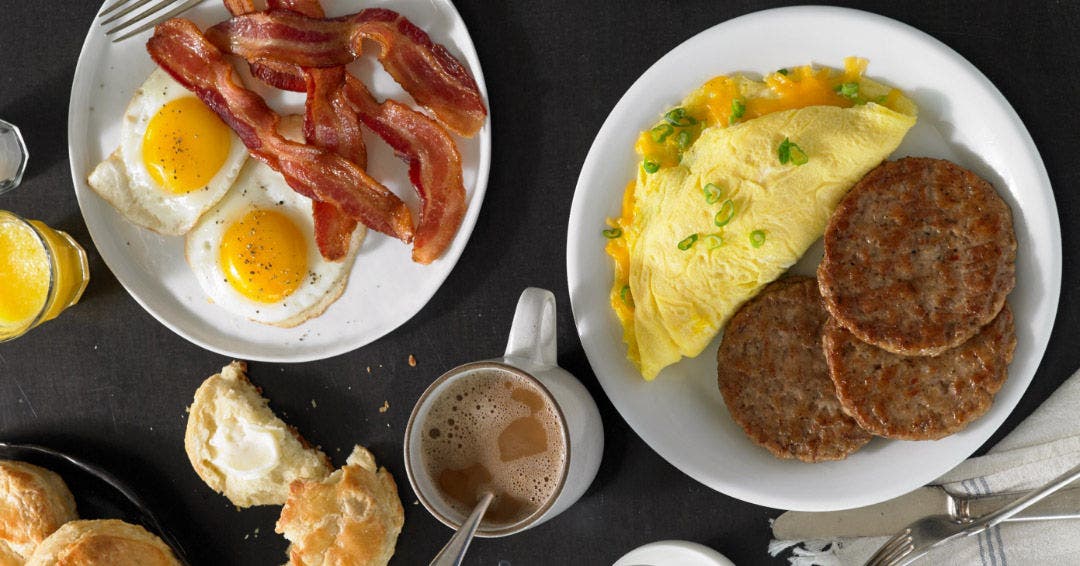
<box><xmin>0</xmin><ymin>211</ymin><xmax>89</xmax><ymax>341</ymax></box>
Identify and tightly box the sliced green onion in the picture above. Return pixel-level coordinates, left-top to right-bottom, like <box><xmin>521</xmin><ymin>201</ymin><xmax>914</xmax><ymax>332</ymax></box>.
<box><xmin>714</xmin><ymin>199</ymin><xmax>735</xmax><ymax>227</ymax></box>
<box><xmin>730</xmin><ymin>98</ymin><xmax>746</xmax><ymax>122</ymax></box>
<box><xmin>778</xmin><ymin>138</ymin><xmax>808</xmax><ymax>166</ymax></box>
<box><xmin>602</xmin><ymin>227</ymin><xmax>622</xmax><ymax>239</ymax></box>
<box><xmin>651</xmin><ymin>123</ymin><xmax>674</xmax><ymax>143</ymax></box>
<box><xmin>835</xmin><ymin>82</ymin><xmax>859</xmax><ymax>99</ymax></box>
<box><xmin>677</xmin><ymin>234</ymin><xmax>699</xmax><ymax>251</ymax></box>
<box><xmin>703</xmin><ymin>183</ymin><xmax>722</xmax><ymax>204</ymax></box>
<box><xmin>777</xmin><ymin>68</ymin><xmax>790</xmax><ymax>75</ymax></box>
<box><xmin>875</xmin><ymin>94</ymin><xmax>888</xmax><ymax>104</ymax></box>
<box><xmin>704</xmin><ymin>233</ymin><xmax>723</xmax><ymax>249</ymax></box>
<box><xmin>676</xmin><ymin>130</ymin><xmax>692</xmax><ymax>150</ymax></box>
<box><xmin>749</xmin><ymin>230</ymin><xmax>766</xmax><ymax>248</ymax></box>
<box><xmin>620</xmin><ymin>284</ymin><xmax>633</xmax><ymax>306</ymax></box>
<box><xmin>663</xmin><ymin>107</ymin><xmax>698</xmax><ymax>127</ymax></box>
<box><xmin>643</xmin><ymin>159</ymin><xmax>660</xmax><ymax>174</ymax></box>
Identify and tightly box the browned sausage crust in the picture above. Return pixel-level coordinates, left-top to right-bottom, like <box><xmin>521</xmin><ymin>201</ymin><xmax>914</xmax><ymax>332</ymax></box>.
<box><xmin>818</xmin><ymin>157</ymin><xmax>1016</xmax><ymax>356</ymax></box>
<box><xmin>717</xmin><ymin>277</ymin><xmax>871</xmax><ymax>462</ymax></box>
<box><xmin>824</xmin><ymin>303</ymin><xmax>1015</xmax><ymax>440</ymax></box>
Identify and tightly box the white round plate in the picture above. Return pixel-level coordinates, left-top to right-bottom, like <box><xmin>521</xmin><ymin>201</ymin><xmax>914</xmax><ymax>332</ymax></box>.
<box><xmin>613</xmin><ymin>540</ymin><xmax>734</xmax><ymax>566</ymax></box>
<box><xmin>567</xmin><ymin>6</ymin><xmax>1059</xmax><ymax>511</ymax></box>
<box><xmin>68</xmin><ymin>0</ymin><xmax>490</xmax><ymax>362</ymax></box>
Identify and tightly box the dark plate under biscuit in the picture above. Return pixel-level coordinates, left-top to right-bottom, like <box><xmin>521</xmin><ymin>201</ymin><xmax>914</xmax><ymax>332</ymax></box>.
<box><xmin>717</xmin><ymin>277</ymin><xmax>871</xmax><ymax>463</ymax></box>
<box><xmin>823</xmin><ymin>303</ymin><xmax>1016</xmax><ymax>441</ymax></box>
<box><xmin>818</xmin><ymin>157</ymin><xmax>1016</xmax><ymax>356</ymax></box>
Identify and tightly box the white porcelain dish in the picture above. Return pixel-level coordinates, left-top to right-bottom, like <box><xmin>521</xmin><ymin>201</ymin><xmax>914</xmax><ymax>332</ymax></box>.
<box><xmin>567</xmin><ymin>6</ymin><xmax>1060</xmax><ymax>511</ymax></box>
<box><xmin>613</xmin><ymin>540</ymin><xmax>734</xmax><ymax>566</ymax></box>
<box><xmin>68</xmin><ymin>0</ymin><xmax>491</xmax><ymax>362</ymax></box>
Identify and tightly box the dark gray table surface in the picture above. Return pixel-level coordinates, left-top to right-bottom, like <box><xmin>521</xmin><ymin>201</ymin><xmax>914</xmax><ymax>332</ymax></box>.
<box><xmin>1</xmin><ymin>1</ymin><xmax>1077</xmax><ymax>564</ymax></box>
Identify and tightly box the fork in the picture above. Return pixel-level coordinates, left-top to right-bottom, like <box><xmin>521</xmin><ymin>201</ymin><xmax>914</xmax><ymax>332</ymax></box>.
<box><xmin>865</xmin><ymin>460</ymin><xmax>1080</xmax><ymax>566</ymax></box>
<box><xmin>98</xmin><ymin>0</ymin><xmax>204</xmax><ymax>42</ymax></box>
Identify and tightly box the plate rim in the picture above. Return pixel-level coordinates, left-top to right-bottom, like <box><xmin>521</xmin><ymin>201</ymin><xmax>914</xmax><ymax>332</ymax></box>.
<box><xmin>67</xmin><ymin>0</ymin><xmax>492</xmax><ymax>363</ymax></box>
<box><xmin>566</xmin><ymin>5</ymin><xmax>1061</xmax><ymax>511</ymax></box>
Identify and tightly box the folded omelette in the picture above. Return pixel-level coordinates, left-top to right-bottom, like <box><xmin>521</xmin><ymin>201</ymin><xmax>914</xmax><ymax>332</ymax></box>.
<box><xmin>606</xmin><ymin>59</ymin><xmax>918</xmax><ymax>380</ymax></box>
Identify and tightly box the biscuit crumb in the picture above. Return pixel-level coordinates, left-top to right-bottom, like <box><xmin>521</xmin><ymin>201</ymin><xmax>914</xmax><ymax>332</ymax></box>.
<box><xmin>367</xmin><ymin>366</ymin><xmax>372</xmax><ymax>373</ymax></box>
<box><xmin>379</xmin><ymin>400</ymin><xmax>390</xmax><ymax>413</ymax></box>
<box><xmin>310</xmin><ymin>399</ymin><xmax>317</xmax><ymax>408</ymax></box>
<box><xmin>408</xmin><ymin>354</ymin><xmax>417</xmax><ymax>367</ymax></box>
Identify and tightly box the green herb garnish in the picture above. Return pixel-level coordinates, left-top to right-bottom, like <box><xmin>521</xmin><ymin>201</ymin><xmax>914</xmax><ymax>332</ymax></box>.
<box><xmin>777</xmin><ymin>68</ymin><xmax>789</xmax><ymax>75</ymax></box>
<box><xmin>835</xmin><ymin>82</ymin><xmax>859</xmax><ymax>100</ymax></box>
<box><xmin>749</xmin><ymin>230</ymin><xmax>766</xmax><ymax>248</ymax></box>
<box><xmin>778</xmin><ymin>138</ymin><xmax>808</xmax><ymax>166</ymax></box>
<box><xmin>703</xmin><ymin>183</ymin><xmax>722</xmax><ymax>204</ymax></box>
<box><xmin>651</xmin><ymin>123</ymin><xmax>674</xmax><ymax>143</ymax></box>
<box><xmin>676</xmin><ymin>130</ymin><xmax>692</xmax><ymax>150</ymax></box>
<box><xmin>714</xmin><ymin>199</ymin><xmax>735</xmax><ymax>227</ymax></box>
<box><xmin>704</xmin><ymin>233</ymin><xmax>723</xmax><ymax>249</ymax></box>
<box><xmin>620</xmin><ymin>284</ymin><xmax>633</xmax><ymax>306</ymax></box>
<box><xmin>677</xmin><ymin>234</ymin><xmax>699</xmax><ymax>251</ymax></box>
<box><xmin>663</xmin><ymin>107</ymin><xmax>698</xmax><ymax>127</ymax></box>
<box><xmin>643</xmin><ymin>159</ymin><xmax>660</xmax><ymax>173</ymax></box>
<box><xmin>731</xmin><ymin>98</ymin><xmax>746</xmax><ymax>123</ymax></box>
<box><xmin>602</xmin><ymin>227</ymin><xmax>622</xmax><ymax>239</ymax></box>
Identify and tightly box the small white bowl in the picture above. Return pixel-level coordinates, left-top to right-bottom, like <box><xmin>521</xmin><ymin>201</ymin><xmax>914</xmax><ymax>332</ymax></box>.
<box><xmin>612</xmin><ymin>540</ymin><xmax>734</xmax><ymax>566</ymax></box>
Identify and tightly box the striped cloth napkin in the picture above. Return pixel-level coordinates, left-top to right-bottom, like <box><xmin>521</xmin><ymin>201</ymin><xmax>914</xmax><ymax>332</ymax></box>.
<box><xmin>770</xmin><ymin>367</ymin><xmax>1080</xmax><ymax>565</ymax></box>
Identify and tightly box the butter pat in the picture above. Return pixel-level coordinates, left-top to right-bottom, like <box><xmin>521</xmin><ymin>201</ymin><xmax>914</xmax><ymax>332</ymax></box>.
<box><xmin>209</xmin><ymin>420</ymin><xmax>282</xmax><ymax>480</ymax></box>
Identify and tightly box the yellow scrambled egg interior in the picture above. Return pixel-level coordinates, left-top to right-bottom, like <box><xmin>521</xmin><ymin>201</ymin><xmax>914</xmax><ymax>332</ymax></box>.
<box><xmin>606</xmin><ymin>57</ymin><xmax>918</xmax><ymax>379</ymax></box>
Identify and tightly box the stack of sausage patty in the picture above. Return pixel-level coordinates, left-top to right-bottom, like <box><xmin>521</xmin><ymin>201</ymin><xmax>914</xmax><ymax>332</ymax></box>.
<box><xmin>717</xmin><ymin>158</ymin><xmax>1017</xmax><ymax>462</ymax></box>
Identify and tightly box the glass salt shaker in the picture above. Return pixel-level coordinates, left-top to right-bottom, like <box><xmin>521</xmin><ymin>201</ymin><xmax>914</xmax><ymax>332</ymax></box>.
<box><xmin>0</xmin><ymin>120</ymin><xmax>28</xmax><ymax>195</ymax></box>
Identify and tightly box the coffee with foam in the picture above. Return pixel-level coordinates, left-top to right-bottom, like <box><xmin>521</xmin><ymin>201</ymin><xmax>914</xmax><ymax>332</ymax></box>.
<box><xmin>420</xmin><ymin>367</ymin><xmax>566</xmax><ymax>526</ymax></box>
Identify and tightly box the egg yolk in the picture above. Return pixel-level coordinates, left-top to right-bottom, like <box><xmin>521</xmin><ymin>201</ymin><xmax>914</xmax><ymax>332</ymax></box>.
<box><xmin>220</xmin><ymin>209</ymin><xmax>307</xmax><ymax>304</ymax></box>
<box><xmin>143</xmin><ymin>97</ymin><xmax>232</xmax><ymax>195</ymax></box>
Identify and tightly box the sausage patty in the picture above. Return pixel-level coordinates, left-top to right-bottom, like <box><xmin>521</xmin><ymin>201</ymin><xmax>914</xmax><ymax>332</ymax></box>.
<box><xmin>823</xmin><ymin>303</ymin><xmax>1015</xmax><ymax>440</ymax></box>
<box><xmin>717</xmin><ymin>277</ymin><xmax>871</xmax><ymax>462</ymax></box>
<box><xmin>818</xmin><ymin>157</ymin><xmax>1016</xmax><ymax>356</ymax></box>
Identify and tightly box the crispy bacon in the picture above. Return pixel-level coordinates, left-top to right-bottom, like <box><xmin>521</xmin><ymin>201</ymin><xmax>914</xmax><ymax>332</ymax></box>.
<box><xmin>205</xmin><ymin>9</ymin><xmax>487</xmax><ymax>137</ymax></box>
<box><xmin>305</xmin><ymin>67</ymin><xmax>363</xmax><ymax>261</ymax></box>
<box><xmin>147</xmin><ymin>18</ymin><xmax>413</xmax><ymax>242</ymax></box>
<box><xmin>342</xmin><ymin>75</ymin><xmax>464</xmax><ymax>264</ymax></box>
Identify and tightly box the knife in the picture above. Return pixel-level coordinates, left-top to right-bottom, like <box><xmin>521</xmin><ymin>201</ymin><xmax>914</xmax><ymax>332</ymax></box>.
<box><xmin>772</xmin><ymin>485</ymin><xmax>1080</xmax><ymax>539</ymax></box>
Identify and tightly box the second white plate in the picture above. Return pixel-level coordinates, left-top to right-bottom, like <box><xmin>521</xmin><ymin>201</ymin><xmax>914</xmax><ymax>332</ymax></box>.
<box><xmin>567</xmin><ymin>6</ymin><xmax>1060</xmax><ymax>511</ymax></box>
<box><xmin>68</xmin><ymin>0</ymin><xmax>491</xmax><ymax>362</ymax></box>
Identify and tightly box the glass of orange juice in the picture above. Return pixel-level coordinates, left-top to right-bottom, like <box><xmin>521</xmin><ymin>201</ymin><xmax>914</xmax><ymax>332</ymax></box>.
<box><xmin>0</xmin><ymin>211</ymin><xmax>89</xmax><ymax>341</ymax></box>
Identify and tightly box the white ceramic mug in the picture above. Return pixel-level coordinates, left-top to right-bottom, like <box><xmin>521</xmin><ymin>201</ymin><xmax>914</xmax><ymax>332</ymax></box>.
<box><xmin>404</xmin><ymin>287</ymin><xmax>604</xmax><ymax>536</ymax></box>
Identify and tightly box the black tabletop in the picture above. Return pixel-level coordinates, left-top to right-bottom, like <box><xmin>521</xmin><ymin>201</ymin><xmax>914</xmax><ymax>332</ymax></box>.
<box><xmin>1</xmin><ymin>1</ymin><xmax>1077</xmax><ymax>565</ymax></box>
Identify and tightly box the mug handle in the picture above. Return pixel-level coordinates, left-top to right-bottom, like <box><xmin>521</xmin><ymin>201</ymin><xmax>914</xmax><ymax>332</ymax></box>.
<box><xmin>504</xmin><ymin>288</ymin><xmax>558</xmax><ymax>368</ymax></box>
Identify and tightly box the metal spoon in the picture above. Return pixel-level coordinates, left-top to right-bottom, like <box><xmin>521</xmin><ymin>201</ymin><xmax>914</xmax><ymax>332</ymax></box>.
<box><xmin>430</xmin><ymin>492</ymin><xmax>494</xmax><ymax>566</ymax></box>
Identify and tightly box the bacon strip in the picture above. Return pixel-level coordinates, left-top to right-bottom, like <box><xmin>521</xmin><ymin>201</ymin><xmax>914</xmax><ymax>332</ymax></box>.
<box><xmin>305</xmin><ymin>67</ymin><xmax>363</xmax><ymax>261</ymax></box>
<box><xmin>342</xmin><ymin>75</ymin><xmax>464</xmax><ymax>264</ymax></box>
<box><xmin>147</xmin><ymin>18</ymin><xmax>413</xmax><ymax>242</ymax></box>
<box><xmin>205</xmin><ymin>9</ymin><xmax>487</xmax><ymax>137</ymax></box>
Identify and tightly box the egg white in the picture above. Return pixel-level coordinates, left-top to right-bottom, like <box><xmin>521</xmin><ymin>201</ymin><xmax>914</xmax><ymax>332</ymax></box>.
<box><xmin>87</xmin><ymin>68</ymin><xmax>248</xmax><ymax>235</ymax></box>
<box><xmin>186</xmin><ymin>157</ymin><xmax>366</xmax><ymax>328</ymax></box>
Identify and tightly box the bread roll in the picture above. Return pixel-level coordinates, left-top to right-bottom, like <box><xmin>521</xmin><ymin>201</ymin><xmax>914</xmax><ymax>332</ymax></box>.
<box><xmin>185</xmin><ymin>361</ymin><xmax>332</xmax><ymax>507</ymax></box>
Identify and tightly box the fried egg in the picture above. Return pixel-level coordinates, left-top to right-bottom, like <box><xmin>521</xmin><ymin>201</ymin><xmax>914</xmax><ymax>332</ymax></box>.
<box><xmin>186</xmin><ymin>144</ymin><xmax>365</xmax><ymax>327</ymax></box>
<box><xmin>88</xmin><ymin>68</ymin><xmax>248</xmax><ymax>235</ymax></box>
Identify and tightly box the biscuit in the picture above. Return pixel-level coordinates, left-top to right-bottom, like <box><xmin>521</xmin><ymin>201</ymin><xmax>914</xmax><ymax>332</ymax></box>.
<box><xmin>717</xmin><ymin>277</ymin><xmax>871</xmax><ymax>462</ymax></box>
<box><xmin>0</xmin><ymin>461</ymin><xmax>78</xmax><ymax>563</ymax></box>
<box><xmin>185</xmin><ymin>361</ymin><xmax>332</xmax><ymax>507</ymax></box>
<box><xmin>276</xmin><ymin>446</ymin><xmax>404</xmax><ymax>566</ymax></box>
<box><xmin>25</xmin><ymin>520</ymin><xmax>180</xmax><ymax>566</ymax></box>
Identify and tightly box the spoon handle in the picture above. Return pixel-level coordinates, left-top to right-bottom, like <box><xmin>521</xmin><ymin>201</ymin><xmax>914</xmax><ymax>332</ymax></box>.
<box><xmin>430</xmin><ymin>492</ymin><xmax>495</xmax><ymax>566</ymax></box>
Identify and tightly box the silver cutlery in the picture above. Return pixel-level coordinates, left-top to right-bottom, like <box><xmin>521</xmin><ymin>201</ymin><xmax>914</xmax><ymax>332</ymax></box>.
<box><xmin>864</xmin><ymin>461</ymin><xmax>1080</xmax><ymax>566</ymax></box>
<box><xmin>97</xmin><ymin>0</ymin><xmax>203</xmax><ymax>42</ymax></box>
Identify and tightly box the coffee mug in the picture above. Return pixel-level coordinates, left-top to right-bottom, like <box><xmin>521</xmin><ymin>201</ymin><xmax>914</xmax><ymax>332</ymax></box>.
<box><xmin>404</xmin><ymin>287</ymin><xmax>604</xmax><ymax>536</ymax></box>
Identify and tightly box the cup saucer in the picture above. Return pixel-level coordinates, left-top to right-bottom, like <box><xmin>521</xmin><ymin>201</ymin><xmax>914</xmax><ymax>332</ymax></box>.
<box><xmin>612</xmin><ymin>540</ymin><xmax>734</xmax><ymax>566</ymax></box>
